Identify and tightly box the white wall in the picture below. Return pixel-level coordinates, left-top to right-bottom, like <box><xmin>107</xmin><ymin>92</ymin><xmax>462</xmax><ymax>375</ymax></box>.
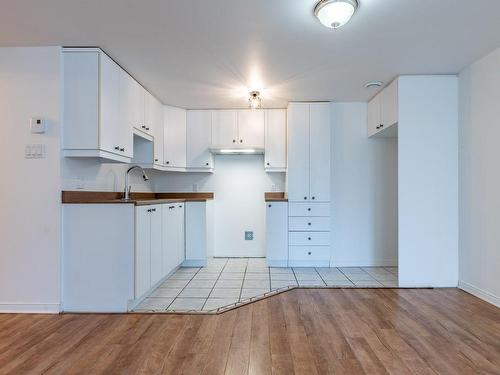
<box><xmin>331</xmin><ymin>103</ymin><xmax>398</xmax><ymax>266</ymax></box>
<box><xmin>154</xmin><ymin>155</ymin><xmax>285</xmax><ymax>257</ymax></box>
<box><xmin>398</xmin><ymin>76</ymin><xmax>459</xmax><ymax>288</ymax></box>
<box><xmin>0</xmin><ymin>47</ymin><xmax>62</xmax><ymax>312</ymax></box>
<box><xmin>61</xmin><ymin>137</ymin><xmax>153</xmax><ymax>192</ymax></box>
<box><xmin>458</xmin><ymin>47</ymin><xmax>500</xmax><ymax>306</ymax></box>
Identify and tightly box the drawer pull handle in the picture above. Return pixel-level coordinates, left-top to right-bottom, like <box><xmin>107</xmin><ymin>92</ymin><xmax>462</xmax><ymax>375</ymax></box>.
<box><xmin>308</xmin><ymin>237</ymin><xmax>312</xmax><ymax>241</ymax></box>
<box><xmin>308</xmin><ymin>222</ymin><xmax>311</xmax><ymax>226</ymax></box>
<box><xmin>308</xmin><ymin>251</ymin><xmax>312</xmax><ymax>255</ymax></box>
<box><xmin>308</xmin><ymin>208</ymin><xmax>311</xmax><ymax>212</ymax></box>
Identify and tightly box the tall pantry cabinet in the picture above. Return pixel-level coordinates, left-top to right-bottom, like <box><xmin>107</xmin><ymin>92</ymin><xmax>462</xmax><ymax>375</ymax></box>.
<box><xmin>287</xmin><ymin>102</ymin><xmax>331</xmax><ymax>266</ymax></box>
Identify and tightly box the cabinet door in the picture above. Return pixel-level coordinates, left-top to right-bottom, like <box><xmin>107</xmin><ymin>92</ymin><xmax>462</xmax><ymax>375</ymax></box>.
<box><xmin>238</xmin><ymin>110</ymin><xmax>265</xmax><ymax>147</ymax></box>
<box><xmin>186</xmin><ymin>110</ymin><xmax>214</xmax><ymax>169</ymax></box>
<box><xmin>367</xmin><ymin>92</ymin><xmax>381</xmax><ymax>137</ymax></box>
<box><xmin>265</xmin><ymin>109</ymin><xmax>287</xmax><ymax>170</ymax></box>
<box><xmin>381</xmin><ymin>79</ymin><xmax>398</xmax><ymax>128</ymax></box>
<box><xmin>143</xmin><ymin>91</ymin><xmax>156</xmax><ymax>137</ymax></box>
<box><xmin>150</xmin><ymin>95</ymin><xmax>164</xmax><ymax>165</ymax></box>
<box><xmin>212</xmin><ymin>110</ymin><xmax>238</xmax><ymax>147</ymax></box>
<box><xmin>135</xmin><ymin>206</ymin><xmax>151</xmax><ymax>298</ymax></box>
<box><xmin>162</xmin><ymin>205</ymin><xmax>177</xmax><ymax>276</ymax></box>
<box><xmin>164</xmin><ymin>106</ymin><xmax>187</xmax><ymax>168</ymax></box>
<box><xmin>266</xmin><ymin>202</ymin><xmax>288</xmax><ymax>266</ymax></box>
<box><xmin>99</xmin><ymin>53</ymin><xmax>120</xmax><ymax>155</ymax></box>
<box><xmin>177</xmin><ymin>204</ymin><xmax>186</xmax><ymax>265</ymax></box>
<box><xmin>118</xmin><ymin>70</ymin><xmax>136</xmax><ymax>158</ymax></box>
<box><xmin>129</xmin><ymin>78</ymin><xmax>146</xmax><ymax>132</ymax></box>
<box><xmin>309</xmin><ymin>103</ymin><xmax>331</xmax><ymax>202</ymax></box>
<box><xmin>287</xmin><ymin>103</ymin><xmax>310</xmax><ymax>202</ymax></box>
<box><xmin>149</xmin><ymin>205</ymin><xmax>163</xmax><ymax>286</ymax></box>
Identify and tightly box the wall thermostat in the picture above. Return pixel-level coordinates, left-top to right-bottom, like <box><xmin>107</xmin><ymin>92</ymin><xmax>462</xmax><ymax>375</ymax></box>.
<box><xmin>30</xmin><ymin>117</ymin><xmax>47</xmax><ymax>134</ymax></box>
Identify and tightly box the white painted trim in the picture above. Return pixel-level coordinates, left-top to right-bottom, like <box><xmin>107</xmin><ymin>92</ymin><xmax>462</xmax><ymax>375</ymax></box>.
<box><xmin>182</xmin><ymin>259</ymin><xmax>208</xmax><ymax>267</ymax></box>
<box><xmin>267</xmin><ymin>260</ymin><xmax>288</xmax><ymax>267</ymax></box>
<box><xmin>0</xmin><ymin>303</ymin><xmax>60</xmax><ymax>314</ymax></box>
<box><xmin>289</xmin><ymin>260</ymin><xmax>330</xmax><ymax>267</ymax></box>
<box><xmin>459</xmin><ymin>281</ymin><xmax>500</xmax><ymax>308</ymax></box>
<box><xmin>330</xmin><ymin>259</ymin><xmax>397</xmax><ymax>267</ymax></box>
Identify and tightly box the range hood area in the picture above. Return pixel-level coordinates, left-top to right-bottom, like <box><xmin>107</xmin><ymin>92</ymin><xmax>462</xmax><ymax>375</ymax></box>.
<box><xmin>209</xmin><ymin>147</ymin><xmax>265</xmax><ymax>155</ymax></box>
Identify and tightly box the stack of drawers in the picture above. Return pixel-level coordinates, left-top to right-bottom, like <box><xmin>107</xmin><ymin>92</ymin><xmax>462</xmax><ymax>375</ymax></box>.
<box><xmin>288</xmin><ymin>203</ymin><xmax>331</xmax><ymax>267</ymax></box>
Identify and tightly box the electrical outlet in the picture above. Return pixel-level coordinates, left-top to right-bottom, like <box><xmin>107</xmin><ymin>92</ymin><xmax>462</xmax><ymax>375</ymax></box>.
<box><xmin>245</xmin><ymin>231</ymin><xmax>254</xmax><ymax>241</ymax></box>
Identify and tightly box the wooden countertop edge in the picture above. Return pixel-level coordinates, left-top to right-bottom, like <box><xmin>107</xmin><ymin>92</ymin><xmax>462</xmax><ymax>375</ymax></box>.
<box><xmin>264</xmin><ymin>192</ymin><xmax>287</xmax><ymax>202</ymax></box>
<box><xmin>62</xmin><ymin>191</ymin><xmax>214</xmax><ymax>205</ymax></box>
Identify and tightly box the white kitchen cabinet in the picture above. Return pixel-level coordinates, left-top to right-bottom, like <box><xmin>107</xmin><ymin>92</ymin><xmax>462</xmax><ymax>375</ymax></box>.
<box><xmin>287</xmin><ymin>103</ymin><xmax>310</xmax><ymax>201</ymax></box>
<box><xmin>266</xmin><ymin>202</ymin><xmax>288</xmax><ymax>267</ymax></box>
<box><xmin>162</xmin><ymin>204</ymin><xmax>178</xmax><ymax>276</ymax></box>
<box><xmin>148</xmin><ymin>93</ymin><xmax>164</xmax><ymax>166</ymax></box>
<box><xmin>212</xmin><ymin>110</ymin><xmax>238</xmax><ymax>146</ymax></box>
<box><xmin>212</xmin><ymin>109</ymin><xmax>265</xmax><ymax>148</ymax></box>
<box><xmin>149</xmin><ymin>206</ymin><xmax>163</xmax><ymax>286</ymax></box>
<box><xmin>121</xmin><ymin>71</ymin><xmax>147</xmax><ymax>137</ymax></box>
<box><xmin>381</xmin><ymin>79</ymin><xmax>398</xmax><ymax>129</ymax></box>
<box><xmin>162</xmin><ymin>203</ymin><xmax>185</xmax><ymax>274</ymax></box>
<box><xmin>186</xmin><ymin>110</ymin><xmax>214</xmax><ymax>171</ymax></box>
<box><xmin>63</xmin><ymin>48</ymin><xmax>132</xmax><ymax>163</ymax></box>
<box><xmin>265</xmin><ymin>109</ymin><xmax>287</xmax><ymax>172</ymax></box>
<box><xmin>176</xmin><ymin>203</ymin><xmax>186</xmax><ymax>265</ymax></box>
<box><xmin>238</xmin><ymin>110</ymin><xmax>265</xmax><ymax>147</ymax></box>
<box><xmin>135</xmin><ymin>204</ymin><xmax>163</xmax><ymax>300</ymax></box>
<box><xmin>368</xmin><ymin>79</ymin><xmax>398</xmax><ymax>137</ymax></box>
<box><xmin>309</xmin><ymin>103</ymin><xmax>331</xmax><ymax>202</ymax></box>
<box><xmin>367</xmin><ymin>92</ymin><xmax>382</xmax><ymax>137</ymax></box>
<box><xmin>135</xmin><ymin>206</ymin><xmax>152</xmax><ymax>299</ymax></box>
<box><xmin>287</xmin><ymin>102</ymin><xmax>330</xmax><ymax>202</ymax></box>
<box><xmin>164</xmin><ymin>105</ymin><xmax>187</xmax><ymax>169</ymax></box>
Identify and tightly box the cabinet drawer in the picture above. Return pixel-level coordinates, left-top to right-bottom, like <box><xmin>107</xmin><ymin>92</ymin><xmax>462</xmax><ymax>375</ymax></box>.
<box><xmin>289</xmin><ymin>203</ymin><xmax>330</xmax><ymax>217</ymax></box>
<box><xmin>289</xmin><ymin>217</ymin><xmax>330</xmax><ymax>231</ymax></box>
<box><xmin>289</xmin><ymin>232</ymin><xmax>330</xmax><ymax>246</ymax></box>
<box><xmin>289</xmin><ymin>246</ymin><xmax>330</xmax><ymax>262</ymax></box>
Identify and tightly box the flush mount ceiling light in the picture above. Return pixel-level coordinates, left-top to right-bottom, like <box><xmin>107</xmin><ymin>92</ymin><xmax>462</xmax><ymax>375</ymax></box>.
<box><xmin>248</xmin><ymin>91</ymin><xmax>262</xmax><ymax>109</ymax></box>
<box><xmin>364</xmin><ymin>80</ymin><xmax>384</xmax><ymax>89</ymax></box>
<box><xmin>314</xmin><ymin>0</ymin><xmax>359</xmax><ymax>29</ymax></box>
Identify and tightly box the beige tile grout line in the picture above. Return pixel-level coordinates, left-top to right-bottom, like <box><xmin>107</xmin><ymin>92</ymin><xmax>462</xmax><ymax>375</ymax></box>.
<box><xmin>201</xmin><ymin>258</ymin><xmax>229</xmax><ymax>311</ymax></box>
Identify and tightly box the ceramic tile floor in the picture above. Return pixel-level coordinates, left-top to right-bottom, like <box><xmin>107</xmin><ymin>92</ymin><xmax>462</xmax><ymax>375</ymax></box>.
<box><xmin>134</xmin><ymin>258</ymin><xmax>399</xmax><ymax>313</ymax></box>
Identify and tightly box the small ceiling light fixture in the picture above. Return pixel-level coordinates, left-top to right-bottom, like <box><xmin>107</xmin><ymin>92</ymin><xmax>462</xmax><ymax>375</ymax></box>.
<box><xmin>364</xmin><ymin>80</ymin><xmax>384</xmax><ymax>89</ymax></box>
<box><xmin>248</xmin><ymin>91</ymin><xmax>262</xmax><ymax>109</ymax></box>
<box><xmin>314</xmin><ymin>0</ymin><xmax>359</xmax><ymax>29</ymax></box>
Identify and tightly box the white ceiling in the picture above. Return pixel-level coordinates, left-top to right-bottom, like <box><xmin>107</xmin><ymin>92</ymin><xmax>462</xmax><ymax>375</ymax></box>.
<box><xmin>1</xmin><ymin>0</ymin><xmax>500</xmax><ymax>109</ymax></box>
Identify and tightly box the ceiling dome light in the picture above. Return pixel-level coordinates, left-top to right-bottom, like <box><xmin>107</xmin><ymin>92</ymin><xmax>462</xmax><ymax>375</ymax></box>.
<box><xmin>248</xmin><ymin>91</ymin><xmax>262</xmax><ymax>109</ymax></box>
<box><xmin>314</xmin><ymin>0</ymin><xmax>358</xmax><ymax>29</ymax></box>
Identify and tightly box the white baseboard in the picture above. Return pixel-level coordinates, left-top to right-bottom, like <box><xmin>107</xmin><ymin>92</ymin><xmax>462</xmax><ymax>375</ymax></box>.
<box><xmin>267</xmin><ymin>260</ymin><xmax>288</xmax><ymax>267</ymax></box>
<box><xmin>458</xmin><ymin>281</ymin><xmax>500</xmax><ymax>308</ymax></box>
<box><xmin>331</xmin><ymin>259</ymin><xmax>397</xmax><ymax>267</ymax></box>
<box><xmin>182</xmin><ymin>259</ymin><xmax>208</xmax><ymax>267</ymax></box>
<box><xmin>0</xmin><ymin>303</ymin><xmax>60</xmax><ymax>314</ymax></box>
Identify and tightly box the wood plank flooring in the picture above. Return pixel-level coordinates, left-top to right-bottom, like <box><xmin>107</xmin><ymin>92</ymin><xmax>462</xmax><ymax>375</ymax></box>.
<box><xmin>0</xmin><ymin>288</ymin><xmax>499</xmax><ymax>374</ymax></box>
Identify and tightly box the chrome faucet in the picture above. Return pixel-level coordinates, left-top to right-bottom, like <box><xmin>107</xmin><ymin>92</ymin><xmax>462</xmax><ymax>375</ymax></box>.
<box><xmin>124</xmin><ymin>165</ymin><xmax>149</xmax><ymax>200</ymax></box>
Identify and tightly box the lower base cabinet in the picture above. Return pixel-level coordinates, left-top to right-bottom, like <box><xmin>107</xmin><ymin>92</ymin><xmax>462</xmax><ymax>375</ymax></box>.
<box><xmin>266</xmin><ymin>202</ymin><xmax>289</xmax><ymax>267</ymax></box>
<box><xmin>162</xmin><ymin>203</ymin><xmax>185</xmax><ymax>277</ymax></box>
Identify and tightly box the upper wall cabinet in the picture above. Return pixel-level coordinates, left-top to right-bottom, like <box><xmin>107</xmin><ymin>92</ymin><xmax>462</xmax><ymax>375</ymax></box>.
<box><xmin>212</xmin><ymin>110</ymin><xmax>238</xmax><ymax>146</ymax></box>
<box><xmin>368</xmin><ymin>79</ymin><xmax>398</xmax><ymax>137</ymax></box>
<box><xmin>237</xmin><ymin>110</ymin><xmax>265</xmax><ymax>147</ymax></box>
<box><xmin>186</xmin><ymin>110</ymin><xmax>214</xmax><ymax>172</ymax></box>
<box><xmin>164</xmin><ymin>105</ymin><xmax>187</xmax><ymax>170</ymax></box>
<box><xmin>287</xmin><ymin>102</ymin><xmax>331</xmax><ymax>202</ymax></box>
<box><xmin>63</xmin><ymin>48</ymin><xmax>133</xmax><ymax>163</ymax></box>
<box><xmin>265</xmin><ymin>109</ymin><xmax>287</xmax><ymax>172</ymax></box>
<box><xmin>120</xmin><ymin>70</ymin><xmax>150</xmax><ymax>137</ymax></box>
<box><xmin>146</xmin><ymin>92</ymin><xmax>164</xmax><ymax>166</ymax></box>
<box><xmin>212</xmin><ymin>109</ymin><xmax>265</xmax><ymax>148</ymax></box>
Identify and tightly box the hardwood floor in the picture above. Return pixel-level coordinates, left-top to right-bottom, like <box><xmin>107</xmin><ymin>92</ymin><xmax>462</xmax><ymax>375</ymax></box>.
<box><xmin>0</xmin><ymin>288</ymin><xmax>499</xmax><ymax>374</ymax></box>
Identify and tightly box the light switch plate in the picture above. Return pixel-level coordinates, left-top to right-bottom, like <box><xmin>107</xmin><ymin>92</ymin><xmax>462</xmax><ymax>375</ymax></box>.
<box><xmin>25</xmin><ymin>144</ymin><xmax>46</xmax><ymax>159</ymax></box>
